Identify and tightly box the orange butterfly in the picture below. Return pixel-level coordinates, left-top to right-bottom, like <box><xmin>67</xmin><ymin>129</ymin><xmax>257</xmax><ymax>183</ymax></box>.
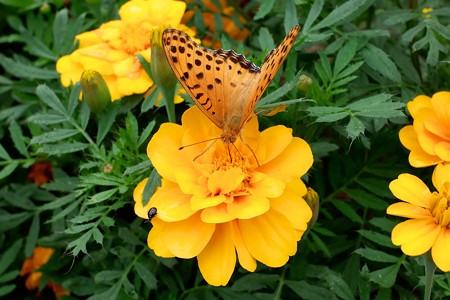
<box><xmin>162</xmin><ymin>25</ymin><xmax>300</xmax><ymax>162</ymax></box>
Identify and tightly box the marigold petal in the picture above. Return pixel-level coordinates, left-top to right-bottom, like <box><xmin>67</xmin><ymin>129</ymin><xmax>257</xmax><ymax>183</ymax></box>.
<box><xmin>435</xmin><ymin>142</ymin><xmax>450</xmax><ymax>161</ymax></box>
<box><xmin>431</xmin><ymin>91</ymin><xmax>450</xmax><ymax>129</ymax></box>
<box><xmin>389</xmin><ymin>174</ymin><xmax>430</xmax><ymax>208</ymax></box>
<box><xmin>201</xmin><ymin>203</ymin><xmax>235</xmax><ymax>223</ymax></box>
<box><xmin>258</xmin><ymin>137</ymin><xmax>313</xmax><ymax>183</ymax></box>
<box><xmin>163</xmin><ymin>213</ymin><xmax>215</xmax><ymax>258</ymax></box>
<box><xmin>248</xmin><ymin>172</ymin><xmax>285</xmax><ymax>198</ymax></box>
<box><xmin>191</xmin><ymin>194</ymin><xmax>226</xmax><ymax>210</ymax></box>
<box><xmin>386</xmin><ymin>202</ymin><xmax>431</xmax><ymax>219</ymax></box>
<box><xmin>424</xmin><ymin>119</ymin><xmax>450</xmax><ymax>140</ymax></box>
<box><xmin>431</xmin><ymin>228</ymin><xmax>450</xmax><ymax>272</ymax></box>
<box><xmin>408</xmin><ymin>95</ymin><xmax>432</xmax><ymax>117</ymax></box>
<box><xmin>198</xmin><ymin>223</ymin><xmax>236</xmax><ymax>286</ymax></box>
<box><xmin>230</xmin><ymin>220</ymin><xmax>257</xmax><ymax>272</ymax></box>
<box><xmin>391</xmin><ymin>218</ymin><xmax>440</xmax><ymax>256</ymax></box>
<box><xmin>399</xmin><ymin>125</ymin><xmax>442</xmax><ymax>167</ymax></box>
<box><xmin>271</xmin><ymin>180</ymin><xmax>312</xmax><ymax>232</ymax></box>
<box><xmin>417</xmin><ymin>126</ymin><xmax>441</xmax><ymax>156</ymax></box>
<box><xmin>258</xmin><ymin>125</ymin><xmax>293</xmax><ymax>163</ymax></box>
<box><xmin>175</xmin><ymin>166</ymin><xmax>201</xmax><ymax>195</ymax></box>
<box><xmin>148</xmin><ymin>218</ymin><xmax>175</xmax><ymax>258</ymax></box>
<box><xmin>239</xmin><ymin>210</ymin><xmax>297</xmax><ymax>267</ymax></box>
<box><xmin>228</xmin><ymin>194</ymin><xmax>270</xmax><ymax>219</ymax></box>
<box><xmin>432</xmin><ymin>164</ymin><xmax>450</xmax><ymax>192</ymax></box>
<box><xmin>208</xmin><ymin>167</ymin><xmax>245</xmax><ymax>195</ymax></box>
<box><xmin>147</xmin><ymin>123</ymin><xmax>190</xmax><ymax>181</ymax></box>
<box><xmin>150</xmin><ymin>179</ymin><xmax>195</xmax><ymax>222</ymax></box>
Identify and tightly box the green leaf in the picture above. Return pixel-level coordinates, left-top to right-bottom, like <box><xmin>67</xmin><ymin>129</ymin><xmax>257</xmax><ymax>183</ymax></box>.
<box><xmin>401</xmin><ymin>23</ymin><xmax>425</xmax><ymax>45</ymax></box>
<box><xmin>232</xmin><ymin>274</ymin><xmax>279</xmax><ymax>292</ymax></box>
<box><xmin>310</xmin><ymin>142</ymin><xmax>339</xmax><ymax>160</ymax></box>
<box><xmin>0</xmin><ymin>212</ymin><xmax>30</xmax><ymax>233</ymax></box>
<box><xmin>47</xmin><ymin>198</ymin><xmax>83</xmax><ymax>223</ymax></box>
<box><xmin>383</xmin><ymin>11</ymin><xmax>417</xmax><ymax>26</ymax></box>
<box><xmin>0</xmin><ymin>162</ymin><xmax>19</xmax><ymax>180</ymax></box>
<box><xmin>313</xmin><ymin>0</ymin><xmax>375</xmax><ymax>30</ymax></box>
<box><xmin>135</xmin><ymin>262</ymin><xmax>157</xmax><ymax>290</ymax></box>
<box><xmin>20</xmin><ymin>29</ymin><xmax>57</xmax><ymax>61</ymax></box>
<box><xmin>53</xmin><ymin>9</ymin><xmax>69</xmax><ymax>53</ymax></box>
<box><xmin>344</xmin><ymin>188</ymin><xmax>388</xmax><ymax>210</ymax></box>
<box><xmin>285</xmin><ymin>280</ymin><xmax>338</xmax><ymax>300</ymax></box>
<box><xmin>0</xmin><ymin>285</ymin><xmax>15</xmax><ymax>297</ymax></box>
<box><xmin>38</xmin><ymin>193</ymin><xmax>78</xmax><ymax>211</ymax></box>
<box><xmin>334</xmin><ymin>39</ymin><xmax>359</xmax><ymax>75</ymax></box>
<box><xmin>95</xmin><ymin>270</ymin><xmax>122</xmax><ymax>283</ymax></box>
<box><xmin>358</xmin><ymin>230</ymin><xmax>396</xmax><ymax>248</ymax></box>
<box><xmin>124</xmin><ymin>160</ymin><xmax>151</xmax><ymax>176</ymax></box>
<box><xmin>254</xmin><ymin>0</ymin><xmax>275</xmax><ymax>20</ymax></box>
<box><xmin>0</xmin><ymin>54</ymin><xmax>59</xmax><ymax>80</ymax></box>
<box><xmin>368</xmin><ymin>263</ymin><xmax>400</xmax><ymax>288</ymax></box>
<box><xmin>97</xmin><ymin>104</ymin><xmax>119</xmax><ymax>144</ymax></box>
<box><xmin>141</xmin><ymin>87</ymin><xmax>160</xmax><ymax>112</ymax></box>
<box><xmin>0</xmin><ymin>144</ymin><xmax>11</xmax><ymax>160</ymax></box>
<box><xmin>36</xmin><ymin>84</ymin><xmax>67</xmax><ymax>115</ymax></box>
<box><xmin>24</xmin><ymin>213</ymin><xmax>40</xmax><ymax>257</ymax></box>
<box><xmin>87</xmin><ymin>188</ymin><xmax>119</xmax><ymax>205</ymax></box>
<box><xmin>361</xmin><ymin>45</ymin><xmax>401</xmax><ymax>82</ymax></box>
<box><xmin>92</xmin><ymin>228</ymin><xmax>103</xmax><ymax>245</ymax></box>
<box><xmin>332</xmin><ymin>200</ymin><xmax>363</xmax><ymax>224</ymax></box>
<box><xmin>37</xmin><ymin>142</ymin><xmax>89</xmax><ymax>155</ymax></box>
<box><xmin>78</xmin><ymin>100</ymin><xmax>91</xmax><ymax>130</ymax></box>
<box><xmin>142</xmin><ymin>168</ymin><xmax>161</xmax><ymax>206</ymax></box>
<box><xmin>9</xmin><ymin>120</ymin><xmax>28</xmax><ymax>157</ymax></box>
<box><xmin>346</xmin><ymin>116</ymin><xmax>365</xmax><ymax>140</ymax></box>
<box><xmin>258</xmin><ymin>27</ymin><xmax>275</xmax><ymax>52</ymax></box>
<box><xmin>0</xmin><ymin>270</ymin><xmax>20</xmax><ymax>284</ymax></box>
<box><xmin>258</xmin><ymin>70</ymin><xmax>302</xmax><ymax>105</ymax></box>
<box><xmin>355</xmin><ymin>247</ymin><xmax>399</xmax><ymax>263</ymax></box>
<box><xmin>284</xmin><ymin>0</ymin><xmax>298</xmax><ymax>33</ymax></box>
<box><xmin>0</xmin><ymin>239</ymin><xmax>22</xmax><ymax>274</ymax></box>
<box><xmin>87</xmin><ymin>281</ymin><xmax>121</xmax><ymax>300</ymax></box>
<box><xmin>68</xmin><ymin>82</ymin><xmax>81</xmax><ymax>116</ymax></box>
<box><xmin>67</xmin><ymin>230</ymin><xmax>92</xmax><ymax>255</ymax></box>
<box><xmin>30</xmin><ymin>129</ymin><xmax>79</xmax><ymax>144</ymax></box>
<box><xmin>138</xmin><ymin>120</ymin><xmax>156</xmax><ymax>147</ymax></box>
<box><xmin>303</xmin><ymin>0</ymin><xmax>323</xmax><ymax>33</ymax></box>
<box><xmin>28</xmin><ymin>113</ymin><xmax>67</xmax><ymax>125</ymax></box>
<box><xmin>65</xmin><ymin>223</ymin><xmax>95</xmax><ymax>234</ymax></box>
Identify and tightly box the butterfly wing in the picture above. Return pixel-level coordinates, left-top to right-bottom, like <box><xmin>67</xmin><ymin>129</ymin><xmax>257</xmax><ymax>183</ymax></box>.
<box><xmin>240</xmin><ymin>25</ymin><xmax>301</xmax><ymax>127</ymax></box>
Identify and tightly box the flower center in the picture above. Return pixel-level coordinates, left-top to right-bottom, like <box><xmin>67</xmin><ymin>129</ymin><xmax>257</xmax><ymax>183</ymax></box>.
<box><xmin>429</xmin><ymin>191</ymin><xmax>450</xmax><ymax>227</ymax></box>
<box><xmin>213</xmin><ymin>148</ymin><xmax>252</xmax><ymax>194</ymax></box>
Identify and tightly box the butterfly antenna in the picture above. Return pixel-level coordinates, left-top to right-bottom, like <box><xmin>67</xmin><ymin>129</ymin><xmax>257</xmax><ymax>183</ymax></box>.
<box><xmin>179</xmin><ymin>137</ymin><xmax>221</xmax><ymax>150</ymax></box>
<box><xmin>192</xmin><ymin>139</ymin><xmax>220</xmax><ymax>162</ymax></box>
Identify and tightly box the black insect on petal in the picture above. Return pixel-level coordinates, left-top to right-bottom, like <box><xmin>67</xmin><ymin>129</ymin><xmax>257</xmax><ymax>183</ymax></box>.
<box><xmin>148</xmin><ymin>207</ymin><xmax>157</xmax><ymax>221</ymax></box>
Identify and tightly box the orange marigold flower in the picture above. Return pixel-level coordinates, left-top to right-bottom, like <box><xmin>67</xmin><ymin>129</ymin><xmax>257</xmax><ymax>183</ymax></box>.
<box><xmin>399</xmin><ymin>91</ymin><xmax>450</xmax><ymax>167</ymax></box>
<box><xmin>28</xmin><ymin>162</ymin><xmax>53</xmax><ymax>185</ymax></box>
<box><xmin>21</xmin><ymin>247</ymin><xmax>69</xmax><ymax>299</ymax></box>
<box><xmin>56</xmin><ymin>0</ymin><xmax>196</xmax><ymax>101</ymax></box>
<box><xmin>387</xmin><ymin>164</ymin><xmax>450</xmax><ymax>272</ymax></box>
<box><xmin>182</xmin><ymin>0</ymin><xmax>250</xmax><ymax>48</ymax></box>
<box><xmin>133</xmin><ymin>106</ymin><xmax>314</xmax><ymax>286</ymax></box>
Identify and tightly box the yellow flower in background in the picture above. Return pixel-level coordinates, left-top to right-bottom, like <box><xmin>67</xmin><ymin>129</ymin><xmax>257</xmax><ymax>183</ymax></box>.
<box><xmin>182</xmin><ymin>0</ymin><xmax>250</xmax><ymax>48</ymax></box>
<box><xmin>388</xmin><ymin>164</ymin><xmax>450</xmax><ymax>272</ymax></box>
<box><xmin>399</xmin><ymin>91</ymin><xmax>450</xmax><ymax>168</ymax></box>
<box><xmin>56</xmin><ymin>0</ymin><xmax>196</xmax><ymax>101</ymax></box>
<box><xmin>422</xmin><ymin>7</ymin><xmax>433</xmax><ymax>18</ymax></box>
<box><xmin>133</xmin><ymin>106</ymin><xmax>313</xmax><ymax>286</ymax></box>
<box><xmin>21</xmin><ymin>247</ymin><xmax>69</xmax><ymax>299</ymax></box>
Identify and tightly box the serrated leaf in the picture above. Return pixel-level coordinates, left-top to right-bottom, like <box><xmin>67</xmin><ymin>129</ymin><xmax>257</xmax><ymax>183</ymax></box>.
<box><xmin>284</xmin><ymin>0</ymin><xmax>297</xmax><ymax>33</ymax></box>
<box><xmin>0</xmin><ymin>162</ymin><xmax>19</xmax><ymax>180</ymax></box>
<box><xmin>53</xmin><ymin>9</ymin><xmax>69</xmax><ymax>53</ymax></box>
<box><xmin>303</xmin><ymin>0</ymin><xmax>323</xmax><ymax>33</ymax></box>
<box><xmin>47</xmin><ymin>198</ymin><xmax>83</xmax><ymax>223</ymax></box>
<box><xmin>0</xmin><ymin>284</ymin><xmax>15</xmax><ymax>297</ymax></box>
<box><xmin>38</xmin><ymin>193</ymin><xmax>78</xmax><ymax>211</ymax></box>
<box><xmin>87</xmin><ymin>281</ymin><xmax>121</xmax><ymax>300</ymax></box>
<box><xmin>258</xmin><ymin>70</ymin><xmax>302</xmax><ymax>105</ymax></box>
<box><xmin>36</xmin><ymin>84</ymin><xmax>67</xmax><ymax>115</ymax></box>
<box><xmin>87</xmin><ymin>188</ymin><xmax>118</xmax><ymax>205</ymax></box>
<box><xmin>78</xmin><ymin>100</ymin><xmax>91</xmax><ymax>130</ymax></box>
<box><xmin>24</xmin><ymin>213</ymin><xmax>40</xmax><ymax>257</ymax></box>
<box><xmin>0</xmin><ymin>239</ymin><xmax>22</xmax><ymax>274</ymax></box>
<box><xmin>124</xmin><ymin>160</ymin><xmax>151</xmax><ymax>175</ymax></box>
<box><xmin>254</xmin><ymin>0</ymin><xmax>275</xmax><ymax>20</ymax></box>
<box><xmin>0</xmin><ymin>270</ymin><xmax>20</xmax><ymax>284</ymax></box>
<box><xmin>358</xmin><ymin>230</ymin><xmax>396</xmax><ymax>248</ymax></box>
<box><xmin>28</xmin><ymin>113</ymin><xmax>67</xmax><ymax>125</ymax></box>
<box><xmin>65</xmin><ymin>223</ymin><xmax>95</xmax><ymax>234</ymax></box>
<box><xmin>67</xmin><ymin>230</ymin><xmax>92</xmax><ymax>255</ymax></box>
<box><xmin>346</xmin><ymin>116</ymin><xmax>365</xmax><ymax>140</ymax></box>
<box><xmin>345</xmin><ymin>188</ymin><xmax>388</xmax><ymax>210</ymax></box>
<box><xmin>92</xmin><ymin>228</ymin><xmax>103</xmax><ymax>245</ymax></box>
<box><xmin>334</xmin><ymin>39</ymin><xmax>359</xmax><ymax>75</ymax></box>
<box><xmin>0</xmin><ymin>144</ymin><xmax>11</xmax><ymax>160</ymax></box>
<box><xmin>285</xmin><ymin>280</ymin><xmax>338</xmax><ymax>300</ymax></box>
<box><xmin>355</xmin><ymin>248</ymin><xmax>398</xmax><ymax>263</ymax></box>
<box><xmin>401</xmin><ymin>23</ymin><xmax>425</xmax><ymax>45</ymax></box>
<box><xmin>95</xmin><ymin>270</ymin><xmax>122</xmax><ymax>283</ymax></box>
<box><xmin>0</xmin><ymin>212</ymin><xmax>30</xmax><ymax>233</ymax></box>
<box><xmin>68</xmin><ymin>82</ymin><xmax>81</xmax><ymax>116</ymax></box>
<box><xmin>368</xmin><ymin>263</ymin><xmax>400</xmax><ymax>288</ymax></box>
<box><xmin>30</xmin><ymin>129</ymin><xmax>79</xmax><ymax>144</ymax></box>
<box><xmin>135</xmin><ymin>262</ymin><xmax>157</xmax><ymax>290</ymax></box>
<box><xmin>97</xmin><ymin>104</ymin><xmax>119</xmax><ymax>144</ymax></box>
<box><xmin>20</xmin><ymin>29</ymin><xmax>57</xmax><ymax>61</ymax></box>
<box><xmin>361</xmin><ymin>45</ymin><xmax>401</xmax><ymax>82</ymax></box>
<box><xmin>0</xmin><ymin>54</ymin><xmax>59</xmax><ymax>80</ymax></box>
<box><xmin>37</xmin><ymin>142</ymin><xmax>89</xmax><ymax>155</ymax></box>
<box><xmin>138</xmin><ymin>120</ymin><xmax>156</xmax><ymax>147</ymax></box>
<box><xmin>258</xmin><ymin>27</ymin><xmax>275</xmax><ymax>52</ymax></box>
<box><xmin>141</xmin><ymin>87</ymin><xmax>160</xmax><ymax>112</ymax></box>
<box><xmin>9</xmin><ymin>120</ymin><xmax>28</xmax><ymax>157</ymax></box>
<box><xmin>313</xmin><ymin>0</ymin><xmax>375</xmax><ymax>30</ymax></box>
<box><xmin>332</xmin><ymin>200</ymin><xmax>363</xmax><ymax>224</ymax></box>
<box><xmin>232</xmin><ymin>274</ymin><xmax>279</xmax><ymax>292</ymax></box>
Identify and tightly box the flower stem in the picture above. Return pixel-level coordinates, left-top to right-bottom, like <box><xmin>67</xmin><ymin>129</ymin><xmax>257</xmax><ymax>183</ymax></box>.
<box><xmin>161</xmin><ymin>86</ymin><xmax>176</xmax><ymax>123</ymax></box>
<box><xmin>423</xmin><ymin>251</ymin><xmax>436</xmax><ymax>300</ymax></box>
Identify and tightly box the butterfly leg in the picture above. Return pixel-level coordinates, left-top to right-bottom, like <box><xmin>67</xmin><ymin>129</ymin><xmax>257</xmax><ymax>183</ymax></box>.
<box><xmin>192</xmin><ymin>139</ymin><xmax>219</xmax><ymax>162</ymax></box>
<box><xmin>239</xmin><ymin>133</ymin><xmax>261</xmax><ymax>167</ymax></box>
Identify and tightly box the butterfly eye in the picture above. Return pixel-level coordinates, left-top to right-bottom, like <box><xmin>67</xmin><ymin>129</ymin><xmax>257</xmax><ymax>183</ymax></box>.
<box><xmin>147</xmin><ymin>207</ymin><xmax>157</xmax><ymax>221</ymax></box>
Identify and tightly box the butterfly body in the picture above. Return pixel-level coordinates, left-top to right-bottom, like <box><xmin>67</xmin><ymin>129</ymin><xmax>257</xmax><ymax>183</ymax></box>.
<box><xmin>162</xmin><ymin>25</ymin><xmax>300</xmax><ymax>153</ymax></box>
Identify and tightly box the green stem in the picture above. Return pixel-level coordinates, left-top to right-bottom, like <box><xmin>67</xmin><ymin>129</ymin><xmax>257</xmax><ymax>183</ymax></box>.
<box><xmin>274</xmin><ymin>266</ymin><xmax>287</xmax><ymax>300</ymax></box>
<box><xmin>161</xmin><ymin>86</ymin><xmax>176</xmax><ymax>123</ymax></box>
<box><xmin>423</xmin><ymin>251</ymin><xmax>436</xmax><ymax>300</ymax></box>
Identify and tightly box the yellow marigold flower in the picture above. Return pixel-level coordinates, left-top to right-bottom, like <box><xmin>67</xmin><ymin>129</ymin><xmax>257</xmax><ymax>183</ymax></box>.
<box><xmin>422</xmin><ymin>7</ymin><xmax>433</xmax><ymax>18</ymax></box>
<box><xmin>56</xmin><ymin>0</ymin><xmax>196</xmax><ymax>101</ymax></box>
<box><xmin>134</xmin><ymin>106</ymin><xmax>314</xmax><ymax>286</ymax></box>
<box><xmin>21</xmin><ymin>247</ymin><xmax>69</xmax><ymax>299</ymax></box>
<box><xmin>182</xmin><ymin>0</ymin><xmax>250</xmax><ymax>48</ymax></box>
<box><xmin>387</xmin><ymin>164</ymin><xmax>450</xmax><ymax>272</ymax></box>
<box><xmin>399</xmin><ymin>91</ymin><xmax>450</xmax><ymax>167</ymax></box>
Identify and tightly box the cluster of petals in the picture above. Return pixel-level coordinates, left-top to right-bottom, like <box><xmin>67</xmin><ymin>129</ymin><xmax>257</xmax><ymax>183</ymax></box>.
<box><xmin>134</xmin><ymin>107</ymin><xmax>314</xmax><ymax>286</ymax></box>
<box><xmin>399</xmin><ymin>91</ymin><xmax>450</xmax><ymax>167</ymax></box>
<box><xmin>388</xmin><ymin>164</ymin><xmax>450</xmax><ymax>272</ymax></box>
<box><xmin>56</xmin><ymin>0</ymin><xmax>195</xmax><ymax>101</ymax></box>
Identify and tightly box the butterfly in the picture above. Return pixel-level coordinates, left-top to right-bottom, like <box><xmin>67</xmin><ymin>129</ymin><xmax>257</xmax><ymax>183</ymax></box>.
<box><xmin>162</xmin><ymin>25</ymin><xmax>300</xmax><ymax>162</ymax></box>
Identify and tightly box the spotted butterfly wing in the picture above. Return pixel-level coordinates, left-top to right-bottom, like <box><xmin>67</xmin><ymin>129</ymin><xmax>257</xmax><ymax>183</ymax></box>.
<box><xmin>162</xmin><ymin>25</ymin><xmax>300</xmax><ymax>144</ymax></box>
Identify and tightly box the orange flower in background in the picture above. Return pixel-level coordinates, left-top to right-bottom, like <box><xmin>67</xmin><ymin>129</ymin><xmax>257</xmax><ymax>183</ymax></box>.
<box><xmin>134</xmin><ymin>106</ymin><xmax>313</xmax><ymax>286</ymax></box>
<box><xmin>387</xmin><ymin>164</ymin><xmax>450</xmax><ymax>272</ymax></box>
<box><xmin>399</xmin><ymin>91</ymin><xmax>450</xmax><ymax>167</ymax></box>
<box><xmin>28</xmin><ymin>162</ymin><xmax>53</xmax><ymax>185</ymax></box>
<box><xmin>182</xmin><ymin>0</ymin><xmax>250</xmax><ymax>48</ymax></box>
<box><xmin>21</xmin><ymin>247</ymin><xmax>69</xmax><ymax>299</ymax></box>
<box><xmin>56</xmin><ymin>0</ymin><xmax>196</xmax><ymax>101</ymax></box>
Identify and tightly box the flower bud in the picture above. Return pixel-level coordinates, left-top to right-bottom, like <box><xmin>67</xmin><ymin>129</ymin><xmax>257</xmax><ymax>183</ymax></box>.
<box><xmin>297</xmin><ymin>74</ymin><xmax>312</xmax><ymax>93</ymax></box>
<box><xmin>304</xmin><ymin>187</ymin><xmax>319</xmax><ymax>229</ymax></box>
<box><xmin>40</xmin><ymin>2</ymin><xmax>51</xmax><ymax>14</ymax></box>
<box><xmin>150</xmin><ymin>25</ymin><xmax>178</xmax><ymax>93</ymax></box>
<box><xmin>80</xmin><ymin>70</ymin><xmax>111</xmax><ymax>114</ymax></box>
